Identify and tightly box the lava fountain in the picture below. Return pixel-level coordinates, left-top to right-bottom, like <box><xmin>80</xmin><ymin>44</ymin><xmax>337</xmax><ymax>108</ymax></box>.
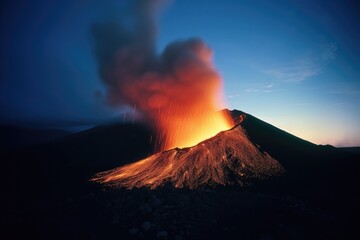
<box><xmin>92</xmin><ymin>0</ymin><xmax>282</xmax><ymax>189</ymax></box>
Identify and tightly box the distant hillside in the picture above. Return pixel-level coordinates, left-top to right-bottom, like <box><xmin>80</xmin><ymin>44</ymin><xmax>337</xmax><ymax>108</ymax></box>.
<box><xmin>340</xmin><ymin>147</ymin><xmax>360</xmax><ymax>155</ymax></box>
<box><xmin>0</xmin><ymin>125</ymin><xmax>70</xmax><ymax>148</ymax></box>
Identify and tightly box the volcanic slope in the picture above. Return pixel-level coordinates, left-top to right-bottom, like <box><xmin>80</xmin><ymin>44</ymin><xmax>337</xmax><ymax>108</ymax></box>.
<box><xmin>93</xmin><ymin>123</ymin><xmax>284</xmax><ymax>189</ymax></box>
<box><xmin>228</xmin><ymin>109</ymin><xmax>359</xmax><ymax>213</ymax></box>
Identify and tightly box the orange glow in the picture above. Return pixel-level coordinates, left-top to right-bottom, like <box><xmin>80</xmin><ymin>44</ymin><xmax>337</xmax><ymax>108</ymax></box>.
<box><xmin>153</xmin><ymin>105</ymin><xmax>233</xmax><ymax>151</ymax></box>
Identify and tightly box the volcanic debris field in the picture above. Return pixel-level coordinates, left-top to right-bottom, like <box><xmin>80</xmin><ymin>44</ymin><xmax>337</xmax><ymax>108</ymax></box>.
<box><xmin>2</xmin><ymin>110</ymin><xmax>359</xmax><ymax>239</ymax></box>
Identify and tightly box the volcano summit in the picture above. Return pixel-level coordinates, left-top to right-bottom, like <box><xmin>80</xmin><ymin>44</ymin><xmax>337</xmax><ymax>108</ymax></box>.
<box><xmin>93</xmin><ymin>118</ymin><xmax>284</xmax><ymax>189</ymax></box>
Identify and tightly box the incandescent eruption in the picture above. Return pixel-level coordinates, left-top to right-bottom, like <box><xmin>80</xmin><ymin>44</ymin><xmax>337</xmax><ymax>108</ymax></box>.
<box><xmin>92</xmin><ymin>0</ymin><xmax>282</xmax><ymax>189</ymax></box>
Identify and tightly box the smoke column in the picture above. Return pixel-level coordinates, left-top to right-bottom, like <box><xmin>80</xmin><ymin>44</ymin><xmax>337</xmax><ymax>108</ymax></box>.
<box><xmin>92</xmin><ymin>0</ymin><xmax>233</xmax><ymax>151</ymax></box>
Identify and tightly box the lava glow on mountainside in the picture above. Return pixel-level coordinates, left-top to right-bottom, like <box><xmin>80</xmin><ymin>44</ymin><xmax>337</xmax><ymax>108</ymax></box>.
<box><xmin>93</xmin><ymin>123</ymin><xmax>283</xmax><ymax>189</ymax></box>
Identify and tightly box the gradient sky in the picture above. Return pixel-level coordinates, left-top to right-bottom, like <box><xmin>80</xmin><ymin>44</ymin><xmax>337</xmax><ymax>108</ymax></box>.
<box><xmin>0</xmin><ymin>0</ymin><xmax>359</xmax><ymax>146</ymax></box>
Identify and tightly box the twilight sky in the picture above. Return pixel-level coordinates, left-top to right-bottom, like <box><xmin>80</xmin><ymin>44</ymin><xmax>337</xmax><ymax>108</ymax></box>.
<box><xmin>0</xmin><ymin>0</ymin><xmax>359</xmax><ymax>146</ymax></box>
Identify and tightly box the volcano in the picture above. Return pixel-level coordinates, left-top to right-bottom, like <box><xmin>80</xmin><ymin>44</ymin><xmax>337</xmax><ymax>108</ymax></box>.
<box><xmin>93</xmin><ymin>115</ymin><xmax>284</xmax><ymax>189</ymax></box>
<box><xmin>2</xmin><ymin>109</ymin><xmax>359</xmax><ymax>239</ymax></box>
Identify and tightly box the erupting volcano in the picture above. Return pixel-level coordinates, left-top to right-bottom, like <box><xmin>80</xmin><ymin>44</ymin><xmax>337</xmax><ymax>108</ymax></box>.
<box><xmin>92</xmin><ymin>0</ymin><xmax>282</xmax><ymax>189</ymax></box>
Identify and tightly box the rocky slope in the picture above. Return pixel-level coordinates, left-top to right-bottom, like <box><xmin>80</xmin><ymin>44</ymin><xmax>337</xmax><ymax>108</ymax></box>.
<box><xmin>93</xmin><ymin>123</ymin><xmax>283</xmax><ymax>189</ymax></box>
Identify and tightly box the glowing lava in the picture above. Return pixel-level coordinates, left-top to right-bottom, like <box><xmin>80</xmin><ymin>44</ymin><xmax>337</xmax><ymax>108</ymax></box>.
<box><xmin>161</xmin><ymin>109</ymin><xmax>232</xmax><ymax>150</ymax></box>
<box><xmin>92</xmin><ymin>122</ymin><xmax>284</xmax><ymax>189</ymax></box>
<box><xmin>151</xmin><ymin>100</ymin><xmax>233</xmax><ymax>151</ymax></box>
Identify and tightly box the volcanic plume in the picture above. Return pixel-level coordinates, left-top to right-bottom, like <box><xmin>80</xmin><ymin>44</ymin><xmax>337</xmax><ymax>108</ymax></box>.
<box><xmin>92</xmin><ymin>0</ymin><xmax>232</xmax><ymax>151</ymax></box>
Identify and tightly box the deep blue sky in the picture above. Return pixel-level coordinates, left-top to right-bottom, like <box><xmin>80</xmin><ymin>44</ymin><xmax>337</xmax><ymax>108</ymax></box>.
<box><xmin>1</xmin><ymin>0</ymin><xmax>359</xmax><ymax>146</ymax></box>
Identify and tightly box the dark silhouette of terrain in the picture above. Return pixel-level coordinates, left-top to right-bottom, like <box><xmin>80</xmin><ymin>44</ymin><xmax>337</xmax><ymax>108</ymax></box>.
<box><xmin>340</xmin><ymin>147</ymin><xmax>360</xmax><ymax>155</ymax></box>
<box><xmin>2</xmin><ymin>110</ymin><xmax>359</xmax><ymax>239</ymax></box>
<box><xmin>0</xmin><ymin>125</ymin><xmax>71</xmax><ymax>149</ymax></box>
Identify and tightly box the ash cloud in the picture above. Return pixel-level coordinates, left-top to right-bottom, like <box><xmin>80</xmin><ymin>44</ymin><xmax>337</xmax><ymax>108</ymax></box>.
<box><xmin>92</xmin><ymin>0</ymin><xmax>161</xmax><ymax>83</ymax></box>
<box><xmin>92</xmin><ymin>0</ymin><xmax>230</xmax><ymax>150</ymax></box>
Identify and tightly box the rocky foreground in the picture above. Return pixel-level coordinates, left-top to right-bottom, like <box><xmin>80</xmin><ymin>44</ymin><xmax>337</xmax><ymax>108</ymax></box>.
<box><xmin>28</xmin><ymin>185</ymin><xmax>340</xmax><ymax>240</ymax></box>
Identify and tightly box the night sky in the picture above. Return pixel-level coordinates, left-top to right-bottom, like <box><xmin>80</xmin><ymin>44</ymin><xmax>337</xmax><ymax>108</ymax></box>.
<box><xmin>1</xmin><ymin>0</ymin><xmax>359</xmax><ymax>146</ymax></box>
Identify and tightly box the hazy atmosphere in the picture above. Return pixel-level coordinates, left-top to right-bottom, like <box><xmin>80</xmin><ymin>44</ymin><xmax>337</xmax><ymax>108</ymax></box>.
<box><xmin>1</xmin><ymin>0</ymin><xmax>359</xmax><ymax>146</ymax></box>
